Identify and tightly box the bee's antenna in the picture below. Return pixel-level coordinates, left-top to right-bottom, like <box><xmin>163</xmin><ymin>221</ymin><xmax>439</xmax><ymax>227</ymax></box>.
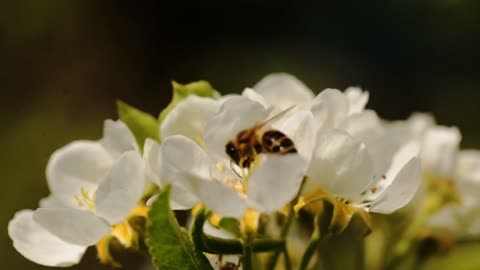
<box><xmin>230</xmin><ymin>159</ymin><xmax>243</xmax><ymax>178</ymax></box>
<box><xmin>259</xmin><ymin>105</ymin><xmax>296</xmax><ymax>128</ymax></box>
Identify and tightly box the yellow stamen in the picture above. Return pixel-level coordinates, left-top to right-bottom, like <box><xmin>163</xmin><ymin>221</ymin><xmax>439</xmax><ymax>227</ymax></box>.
<box><xmin>192</xmin><ymin>203</ymin><xmax>204</xmax><ymax>216</ymax></box>
<box><xmin>241</xmin><ymin>209</ymin><xmax>260</xmax><ymax>235</ymax></box>
<box><xmin>111</xmin><ymin>221</ymin><xmax>136</xmax><ymax>248</ymax></box>
<box><xmin>74</xmin><ymin>187</ymin><xmax>96</xmax><ymax>212</ymax></box>
<box><xmin>209</xmin><ymin>214</ymin><xmax>222</xmax><ymax>227</ymax></box>
<box><xmin>129</xmin><ymin>205</ymin><xmax>149</xmax><ymax>218</ymax></box>
<box><xmin>96</xmin><ymin>236</ymin><xmax>121</xmax><ymax>268</ymax></box>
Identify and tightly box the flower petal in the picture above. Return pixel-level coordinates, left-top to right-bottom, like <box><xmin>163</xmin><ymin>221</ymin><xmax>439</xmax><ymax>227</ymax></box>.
<box><xmin>273</xmin><ymin>110</ymin><xmax>316</xmax><ymax>162</ymax></box>
<box><xmin>204</xmin><ymin>96</ymin><xmax>269</xmax><ymax>161</ymax></box>
<box><xmin>369</xmin><ymin>157</ymin><xmax>421</xmax><ymax>214</ymax></box>
<box><xmin>100</xmin><ymin>119</ymin><xmax>138</xmax><ymax>159</ymax></box>
<box><xmin>344</xmin><ymin>87</ymin><xmax>368</xmax><ymax>114</ymax></box>
<box><xmin>456</xmin><ymin>150</ymin><xmax>480</xmax><ymax>199</ymax></box>
<box><xmin>253</xmin><ymin>73</ymin><xmax>314</xmax><ymax>110</ymax></box>
<box><xmin>160</xmin><ymin>135</ymin><xmax>211</xmax><ymax>180</ymax></box>
<box><xmin>242</xmin><ymin>88</ymin><xmax>268</xmax><ymax>108</ymax></box>
<box><xmin>8</xmin><ymin>210</ymin><xmax>87</xmax><ymax>267</ymax></box>
<box><xmin>183</xmin><ymin>173</ymin><xmax>247</xmax><ymax>218</ymax></box>
<box><xmin>159</xmin><ymin>135</ymin><xmax>214</xmax><ymax>209</ymax></box>
<box><xmin>339</xmin><ymin>110</ymin><xmax>394</xmax><ymax>176</ymax></box>
<box><xmin>46</xmin><ymin>141</ymin><xmax>113</xmax><ymax>207</ymax></box>
<box><xmin>143</xmin><ymin>138</ymin><xmax>162</xmax><ymax>186</ymax></box>
<box><xmin>95</xmin><ymin>151</ymin><xmax>147</xmax><ymax>224</ymax></box>
<box><xmin>161</xmin><ymin>137</ymin><xmax>245</xmax><ymax>216</ymax></box>
<box><xmin>306</xmin><ymin>130</ymin><xmax>374</xmax><ymax>201</ymax></box>
<box><xmin>39</xmin><ymin>195</ymin><xmax>66</xmax><ymax>208</ymax></box>
<box><xmin>407</xmin><ymin>113</ymin><xmax>436</xmax><ymax>140</ymax></box>
<box><xmin>421</xmin><ymin>126</ymin><xmax>461</xmax><ymax>179</ymax></box>
<box><xmin>160</xmin><ymin>95</ymin><xmax>220</xmax><ymax>142</ymax></box>
<box><xmin>310</xmin><ymin>89</ymin><xmax>349</xmax><ymax>131</ymax></box>
<box><xmin>33</xmin><ymin>208</ymin><xmax>110</xmax><ymax>246</ymax></box>
<box><xmin>247</xmin><ymin>155</ymin><xmax>307</xmax><ymax>213</ymax></box>
<box><xmin>145</xmin><ymin>138</ymin><xmax>198</xmax><ymax>210</ymax></box>
<box><xmin>456</xmin><ymin>150</ymin><xmax>480</xmax><ymax>183</ymax></box>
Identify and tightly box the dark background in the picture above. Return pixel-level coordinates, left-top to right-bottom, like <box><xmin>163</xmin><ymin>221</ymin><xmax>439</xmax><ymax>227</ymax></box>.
<box><xmin>1</xmin><ymin>1</ymin><xmax>479</xmax><ymax>269</ymax></box>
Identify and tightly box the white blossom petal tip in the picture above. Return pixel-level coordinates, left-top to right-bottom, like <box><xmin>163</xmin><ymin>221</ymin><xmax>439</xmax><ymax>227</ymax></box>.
<box><xmin>345</xmin><ymin>86</ymin><xmax>369</xmax><ymax>114</ymax></box>
<box><xmin>311</xmin><ymin>89</ymin><xmax>349</xmax><ymax>130</ymax></box>
<box><xmin>370</xmin><ymin>157</ymin><xmax>421</xmax><ymax>214</ymax></box>
<box><xmin>8</xmin><ymin>210</ymin><xmax>87</xmax><ymax>267</ymax></box>
<box><xmin>101</xmin><ymin>119</ymin><xmax>138</xmax><ymax>158</ymax></box>
<box><xmin>253</xmin><ymin>73</ymin><xmax>315</xmax><ymax>110</ymax></box>
<box><xmin>33</xmin><ymin>208</ymin><xmax>110</xmax><ymax>246</ymax></box>
<box><xmin>160</xmin><ymin>95</ymin><xmax>220</xmax><ymax>141</ymax></box>
<box><xmin>421</xmin><ymin>126</ymin><xmax>461</xmax><ymax>178</ymax></box>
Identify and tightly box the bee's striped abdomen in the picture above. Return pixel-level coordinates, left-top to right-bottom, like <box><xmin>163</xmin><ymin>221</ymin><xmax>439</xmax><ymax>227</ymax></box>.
<box><xmin>262</xmin><ymin>130</ymin><xmax>297</xmax><ymax>154</ymax></box>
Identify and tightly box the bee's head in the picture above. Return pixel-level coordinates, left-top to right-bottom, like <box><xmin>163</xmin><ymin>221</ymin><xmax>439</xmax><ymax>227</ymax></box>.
<box><xmin>225</xmin><ymin>141</ymin><xmax>240</xmax><ymax>165</ymax></box>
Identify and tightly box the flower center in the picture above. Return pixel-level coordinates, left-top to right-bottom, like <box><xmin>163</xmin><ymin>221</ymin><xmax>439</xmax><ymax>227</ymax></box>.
<box><xmin>74</xmin><ymin>187</ymin><xmax>96</xmax><ymax>212</ymax></box>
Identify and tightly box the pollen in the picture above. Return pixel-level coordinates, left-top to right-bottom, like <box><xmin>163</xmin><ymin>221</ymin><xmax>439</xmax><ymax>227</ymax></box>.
<box><xmin>216</xmin><ymin>162</ymin><xmax>226</xmax><ymax>173</ymax></box>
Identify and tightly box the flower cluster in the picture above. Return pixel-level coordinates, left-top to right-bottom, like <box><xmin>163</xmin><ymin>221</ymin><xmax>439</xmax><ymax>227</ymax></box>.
<box><xmin>8</xmin><ymin>74</ymin><xmax>480</xmax><ymax>269</ymax></box>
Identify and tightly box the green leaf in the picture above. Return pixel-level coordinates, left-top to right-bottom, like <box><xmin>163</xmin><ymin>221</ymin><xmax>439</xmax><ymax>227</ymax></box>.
<box><xmin>158</xmin><ymin>80</ymin><xmax>217</xmax><ymax>133</ymax></box>
<box><xmin>146</xmin><ymin>185</ymin><xmax>213</xmax><ymax>270</ymax></box>
<box><xmin>117</xmin><ymin>100</ymin><xmax>160</xmax><ymax>149</ymax></box>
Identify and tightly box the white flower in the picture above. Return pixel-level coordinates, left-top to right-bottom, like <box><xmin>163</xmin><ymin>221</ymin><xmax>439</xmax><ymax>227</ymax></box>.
<box><xmin>302</xmin><ymin>129</ymin><xmax>421</xmax><ymax>216</ymax></box>
<box><xmin>421</xmin><ymin>126</ymin><xmax>461</xmax><ymax>180</ymax></box>
<box><xmin>385</xmin><ymin>113</ymin><xmax>460</xmax><ymax>181</ymax></box>
<box><xmin>154</xmin><ymin>96</ymin><xmax>314</xmax><ymax>218</ymax></box>
<box><xmin>8</xmin><ymin>120</ymin><xmax>147</xmax><ymax>267</ymax></box>
<box><xmin>244</xmin><ymin>73</ymin><xmax>369</xmax><ymax>129</ymax></box>
<box><xmin>145</xmin><ymin>95</ymin><xmax>222</xmax><ymax>210</ymax></box>
<box><xmin>160</xmin><ymin>95</ymin><xmax>221</xmax><ymax>144</ymax></box>
<box><xmin>428</xmin><ymin>150</ymin><xmax>480</xmax><ymax>237</ymax></box>
<box><xmin>245</xmin><ymin>73</ymin><xmax>389</xmax><ymax>171</ymax></box>
<box><xmin>385</xmin><ymin>115</ymin><xmax>462</xmax><ymax>215</ymax></box>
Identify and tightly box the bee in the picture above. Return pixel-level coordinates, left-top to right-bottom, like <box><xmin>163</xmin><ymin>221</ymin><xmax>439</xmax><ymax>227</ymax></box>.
<box><xmin>225</xmin><ymin>107</ymin><xmax>297</xmax><ymax>169</ymax></box>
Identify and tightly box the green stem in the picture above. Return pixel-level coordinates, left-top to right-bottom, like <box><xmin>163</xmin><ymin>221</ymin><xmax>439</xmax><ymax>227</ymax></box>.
<box><xmin>266</xmin><ymin>208</ymin><xmax>294</xmax><ymax>269</ymax></box>
<box><xmin>299</xmin><ymin>216</ymin><xmax>322</xmax><ymax>270</ymax></box>
<box><xmin>267</xmin><ymin>177</ymin><xmax>306</xmax><ymax>270</ymax></box>
<box><xmin>243</xmin><ymin>234</ymin><xmax>254</xmax><ymax>270</ymax></box>
<box><xmin>386</xmin><ymin>193</ymin><xmax>444</xmax><ymax>270</ymax></box>
<box><xmin>284</xmin><ymin>247</ymin><xmax>292</xmax><ymax>270</ymax></box>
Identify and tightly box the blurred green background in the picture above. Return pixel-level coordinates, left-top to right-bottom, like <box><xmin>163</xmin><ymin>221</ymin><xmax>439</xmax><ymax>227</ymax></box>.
<box><xmin>1</xmin><ymin>1</ymin><xmax>480</xmax><ymax>269</ymax></box>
